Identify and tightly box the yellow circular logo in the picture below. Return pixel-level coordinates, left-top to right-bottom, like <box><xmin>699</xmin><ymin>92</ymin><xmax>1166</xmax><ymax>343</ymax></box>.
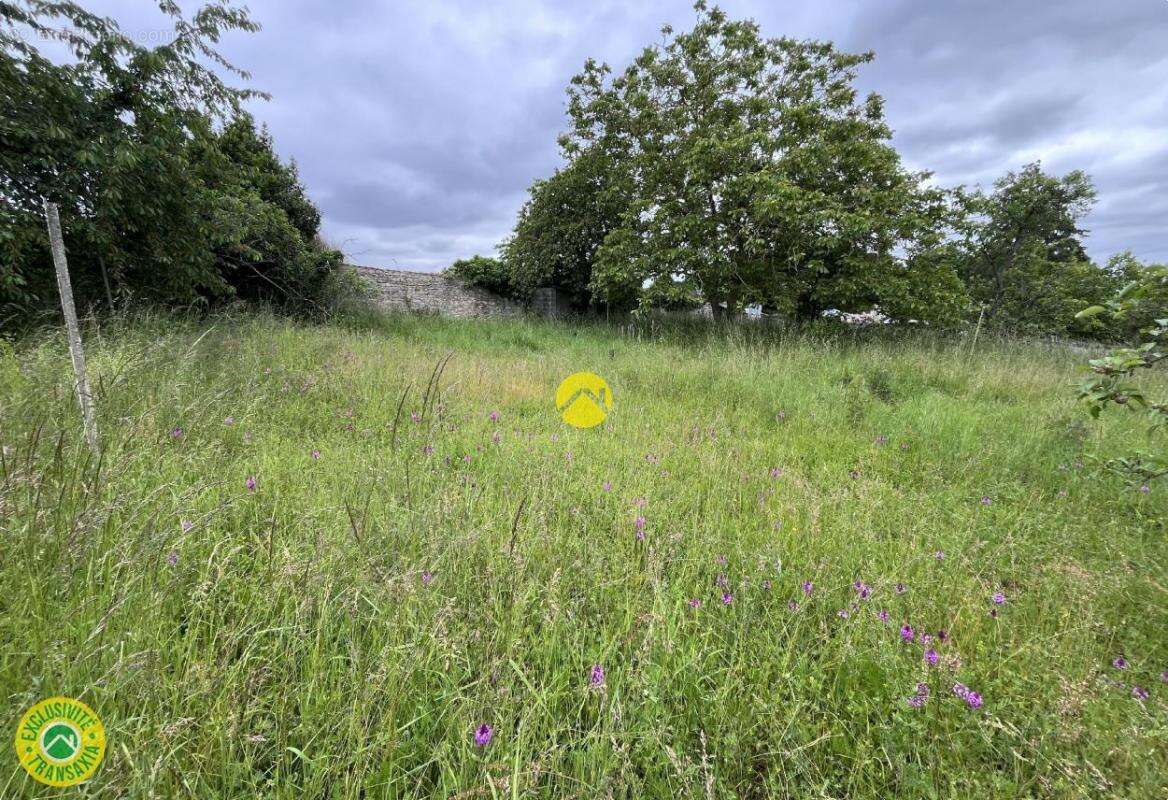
<box><xmin>14</xmin><ymin>697</ymin><xmax>106</xmax><ymax>787</ymax></box>
<box><xmin>556</xmin><ymin>372</ymin><xmax>613</xmax><ymax>429</ymax></box>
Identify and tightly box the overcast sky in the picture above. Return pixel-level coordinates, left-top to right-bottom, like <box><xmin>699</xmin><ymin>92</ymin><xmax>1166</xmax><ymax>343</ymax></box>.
<box><xmin>82</xmin><ymin>1</ymin><xmax>1168</xmax><ymax>270</ymax></box>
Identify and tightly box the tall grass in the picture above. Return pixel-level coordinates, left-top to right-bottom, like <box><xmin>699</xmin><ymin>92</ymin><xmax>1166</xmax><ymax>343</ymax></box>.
<box><xmin>1</xmin><ymin>310</ymin><xmax>1165</xmax><ymax>798</ymax></box>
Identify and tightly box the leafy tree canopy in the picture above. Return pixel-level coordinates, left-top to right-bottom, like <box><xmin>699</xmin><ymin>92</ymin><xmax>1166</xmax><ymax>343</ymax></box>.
<box><xmin>956</xmin><ymin>162</ymin><xmax>1114</xmax><ymax>335</ymax></box>
<box><xmin>544</xmin><ymin>1</ymin><xmax>967</xmax><ymax>322</ymax></box>
<box><xmin>0</xmin><ymin>0</ymin><xmax>346</xmax><ymax>322</ymax></box>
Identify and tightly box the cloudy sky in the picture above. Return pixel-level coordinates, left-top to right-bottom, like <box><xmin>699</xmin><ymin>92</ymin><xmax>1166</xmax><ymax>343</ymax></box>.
<box><xmin>84</xmin><ymin>0</ymin><xmax>1168</xmax><ymax>270</ymax></box>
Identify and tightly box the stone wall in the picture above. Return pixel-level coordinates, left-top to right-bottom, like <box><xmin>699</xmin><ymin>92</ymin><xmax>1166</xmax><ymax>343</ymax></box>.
<box><xmin>531</xmin><ymin>287</ymin><xmax>573</xmax><ymax>319</ymax></box>
<box><xmin>353</xmin><ymin>266</ymin><xmax>523</xmax><ymax>318</ymax></box>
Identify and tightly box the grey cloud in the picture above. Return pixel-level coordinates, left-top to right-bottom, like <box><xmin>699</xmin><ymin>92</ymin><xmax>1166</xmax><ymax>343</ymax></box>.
<box><xmin>79</xmin><ymin>0</ymin><xmax>1168</xmax><ymax>267</ymax></box>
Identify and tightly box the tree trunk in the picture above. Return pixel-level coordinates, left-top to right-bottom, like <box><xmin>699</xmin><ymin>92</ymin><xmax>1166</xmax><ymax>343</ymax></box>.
<box><xmin>711</xmin><ymin>302</ymin><xmax>733</xmax><ymax>321</ymax></box>
<box><xmin>795</xmin><ymin>293</ymin><xmax>822</xmax><ymax>322</ymax></box>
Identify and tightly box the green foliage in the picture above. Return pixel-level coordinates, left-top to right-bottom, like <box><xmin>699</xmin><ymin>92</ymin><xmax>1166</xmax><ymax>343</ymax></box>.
<box><xmin>445</xmin><ymin>255</ymin><xmax>516</xmax><ymax>298</ymax></box>
<box><xmin>502</xmin><ymin>149</ymin><xmax>632</xmax><ymax>310</ymax></box>
<box><xmin>1077</xmin><ymin>263</ymin><xmax>1168</xmax><ymax>485</ymax></box>
<box><xmin>1</xmin><ymin>311</ymin><xmax>1165</xmax><ymax>797</ymax></box>
<box><xmin>549</xmin><ymin>2</ymin><xmax>968</xmax><ymax>322</ymax></box>
<box><xmin>957</xmin><ymin>162</ymin><xmax>1118</xmax><ymax>336</ymax></box>
<box><xmin>198</xmin><ymin>113</ymin><xmax>346</xmax><ymax>311</ymax></box>
<box><xmin>1097</xmin><ymin>252</ymin><xmax>1168</xmax><ymax>341</ymax></box>
<box><xmin>0</xmin><ymin>1</ymin><xmax>344</xmax><ymax>321</ymax></box>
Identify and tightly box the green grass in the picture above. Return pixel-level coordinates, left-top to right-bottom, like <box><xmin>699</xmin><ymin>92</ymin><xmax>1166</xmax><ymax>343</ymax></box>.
<box><xmin>1</xmin><ymin>311</ymin><xmax>1165</xmax><ymax>799</ymax></box>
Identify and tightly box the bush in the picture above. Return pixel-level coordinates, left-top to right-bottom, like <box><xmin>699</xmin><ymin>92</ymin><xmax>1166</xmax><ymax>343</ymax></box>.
<box><xmin>0</xmin><ymin>1</ymin><xmax>345</xmax><ymax>323</ymax></box>
<box><xmin>445</xmin><ymin>256</ymin><xmax>517</xmax><ymax>298</ymax></box>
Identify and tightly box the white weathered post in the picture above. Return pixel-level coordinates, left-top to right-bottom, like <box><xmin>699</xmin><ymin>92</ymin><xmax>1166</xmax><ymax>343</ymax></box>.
<box><xmin>44</xmin><ymin>200</ymin><xmax>100</xmax><ymax>455</ymax></box>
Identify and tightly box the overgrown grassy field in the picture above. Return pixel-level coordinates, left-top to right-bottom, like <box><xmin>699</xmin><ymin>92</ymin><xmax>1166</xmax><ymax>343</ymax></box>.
<box><xmin>1</xmin><ymin>311</ymin><xmax>1165</xmax><ymax>799</ymax></box>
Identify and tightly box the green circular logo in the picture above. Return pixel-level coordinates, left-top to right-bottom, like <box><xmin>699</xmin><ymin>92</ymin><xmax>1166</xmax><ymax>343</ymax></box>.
<box><xmin>41</xmin><ymin>721</ymin><xmax>80</xmax><ymax>762</ymax></box>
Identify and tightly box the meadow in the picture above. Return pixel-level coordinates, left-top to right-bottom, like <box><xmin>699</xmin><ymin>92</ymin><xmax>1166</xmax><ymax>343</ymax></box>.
<box><xmin>1</xmin><ymin>311</ymin><xmax>1165</xmax><ymax>799</ymax></box>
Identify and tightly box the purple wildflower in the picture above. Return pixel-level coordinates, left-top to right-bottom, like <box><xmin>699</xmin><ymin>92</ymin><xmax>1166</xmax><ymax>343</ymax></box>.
<box><xmin>900</xmin><ymin>624</ymin><xmax>914</xmax><ymax>642</ymax></box>
<box><xmin>1138</xmin><ymin>484</ymin><xmax>1150</xmax><ymax>494</ymax></box>
<box><xmin>837</xmin><ymin>609</ymin><xmax>849</xmax><ymax>619</ymax></box>
<box><xmin>924</xmin><ymin>649</ymin><xmax>939</xmax><ymax>666</ymax></box>
<box><xmin>877</xmin><ymin>609</ymin><xmax>890</xmax><ymax>623</ymax></box>
<box><xmin>788</xmin><ymin>601</ymin><xmax>800</xmax><ymax>611</ymax></box>
<box><xmin>1160</xmin><ymin>670</ymin><xmax>1168</xmax><ymax>683</ymax></box>
<box><xmin>895</xmin><ymin>582</ymin><xmax>907</xmax><ymax>595</ymax></box>
<box><xmin>1113</xmin><ymin>656</ymin><xmax>1128</xmax><ymax>670</ymax></box>
<box><xmin>769</xmin><ymin>467</ymin><xmax>782</xmax><ymax>478</ymax></box>
<box><xmin>688</xmin><ymin>598</ymin><xmax>702</xmax><ymax>609</ymax></box>
<box><xmin>590</xmin><ymin>664</ymin><xmax>605</xmax><ymax>688</ymax></box>
<box><xmin>602</xmin><ymin>481</ymin><xmax>612</xmax><ymax>492</ymax></box>
<box><xmin>634</xmin><ymin>516</ymin><xmax>646</xmax><ymax>533</ymax></box>
<box><xmin>934</xmin><ymin>550</ymin><xmax>945</xmax><ymax>561</ymax></box>
<box><xmin>421</xmin><ymin>571</ymin><xmax>433</xmax><ymax>586</ymax></box>
<box><xmin>422</xmin><ymin>445</ymin><xmax>434</xmax><ymax>456</ymax></box>
<box><xmin>936</xmin><ymin>629</ymin><xmax>949</xmax><ymax>642</ymax></box>
<box><xmin>170</xmin><ymin>427</ymin><xmax>183</xmax><ymax>439</ymax></box>
<box><xmin>224</xmin><ymin>416</ymin><xmax>235</xmax><ymax>426</ymax></box>
<box><xmin>801</xmin><ymin>580</ymin><xmax>814</xmax><ymax>596</ymax></box>
<box><xmin>952</xmin><ymin>683</ymin><xmax>970</xmax><ymax>700</ymax></box>
<box><xmin>1132</xmin><ymin>685</ymin><xmax>1149</xmax><ymax>701</ymax></box>
<box><xmin>180</xmin><ymin>519</ymin><xmax>194</xmax><ymax>533</ymax></box>
<box><xmin>716</xmin><ymin>573</ymin><xmax>729</xmax><ymax>588</ymax></box>
<box><xmin>980</xmin><ymin>496</ymin><xmax>992</xmax><ymax>506</ymax></box>
<box><xmin>166</xmin><ymin>551</ymin><xmax>178</xmax><ymax>566</ymax></box>
<box><xmin>310</xmin><ymin>449</ymin><xmax>321</xmax><ymax>460</ymax></box>
<box><xmin>906</xmin><ymin>683</ymin><xmax>930</xmax><ymax>708</ymax></box>
<box><xmin>853</xmin><ymin>581</ymin><xmax>872</xmax><ymax>600</ymax></box>
<box><xmin>966</xmin><ymin>691</ymin><xmax>983</xmax><ymax>709</ymax></box>
<box><xmin>473</xmin><ymin>724</ymin><xmax>493</xmax><ymax>747</ymax></box>
<box><xmin>245</xmin><ymin>476</ymin><xmax>257</xmax><ymax>492</ymax></box>
<box><xmin>721</xmin><ymin>593</ymin><xmax>734</xmax><ymax>605</ymax></box>
<box><xmin>716</xmin><ymin>554</ymin><xmax>728</xmax><ymax>566</ymax></box>
<box><xmin>991</xmin><ymin>592</ymin><xmax>1006</xmax><ymax>605</ymax></box>
<box><xmin>489</xmin><ymin>410</ymin><xmax>499</xmax><ymax>422</ymax></box>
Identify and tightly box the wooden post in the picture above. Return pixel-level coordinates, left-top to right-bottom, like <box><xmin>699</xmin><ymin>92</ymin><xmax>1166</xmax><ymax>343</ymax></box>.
<box><xmin>44</xmin><ymin>201</ymin><xmax>99</xmax><ymax>455</ymax></box>
<box><xmin>968</xmin><ymin>304</ymin><xmax>986</xmax><ymax>362</ymax></box>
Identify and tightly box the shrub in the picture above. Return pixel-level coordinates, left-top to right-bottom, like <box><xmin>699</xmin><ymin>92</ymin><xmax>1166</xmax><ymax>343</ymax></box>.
<box><xmin>0</xmin><ymin>1</ymin><xmax>344</xmax><ymax>323</ymax></box>
<box><xmin>445</xmin><ymin>256</ymin><xmax>517</xmax><ymax>298</ymax></box>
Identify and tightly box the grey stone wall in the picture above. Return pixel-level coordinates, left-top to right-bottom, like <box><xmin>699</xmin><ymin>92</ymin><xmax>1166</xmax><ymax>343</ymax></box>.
<box><xmin>531</xmin><ymin>287</ymin><xmax>573</xmax><ymax>318</ymax></box>
<box><xmin>353</xmin><ymin>266</ymin><xmax>523</xmax><ymax>318</ymax></box>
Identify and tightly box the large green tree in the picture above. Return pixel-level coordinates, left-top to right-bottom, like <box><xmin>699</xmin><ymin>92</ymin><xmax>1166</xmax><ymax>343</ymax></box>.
<box><xmin>554</xmin><ymin>2</ymin><xmax>967</xmax><ymax>322</ymax></box>
<box><xmin>501</xmin><ymin>148</ymin><xmax>631</xmax><ymax>310</ymax></box>
<box><xmin>957</xmin><ymin>162</ymin><xmax>1115</xmax><ymax>335</ymax></box>
<box><xmin>0</xmin><ymin>0</ymin><xmax>344</xmax><ymax>321</ymax></box>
